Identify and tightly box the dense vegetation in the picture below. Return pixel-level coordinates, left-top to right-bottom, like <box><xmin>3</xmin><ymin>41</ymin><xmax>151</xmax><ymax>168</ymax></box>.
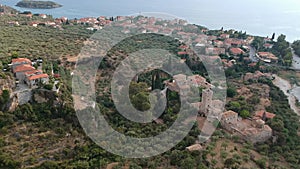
<box><xmin>251</xmin><ymin>34</ymin><xmax>293</xmax><ymax>66</ymax></box>
<box><xmin>292</xmin><ymin>40</ymin><xmax>300</xmax><ymax>56</ymax></box>
<box><xmin>0</xmin><ymin>14</ymin><xmax>92</xmax><ymax>63</ymax></box>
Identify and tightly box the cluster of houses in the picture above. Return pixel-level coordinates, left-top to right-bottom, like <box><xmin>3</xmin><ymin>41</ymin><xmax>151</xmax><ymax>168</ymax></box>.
<box><xmin>11</xmin><ymin>58</ymin><xmax>49</xmax><ymax>88</ymax></box>
<box><xmin>220</xmin><ymin>110</ymin><xmax>275</xmax><ymax>143</ymax></box>
<box><xmin>164</xmin><ymin>72</ymin><xmax>275</xmax><ymax>145</ymax></box>
<box><xmin>4</xmin><ymin>11</ymin><xmax>114</xmax><ymax>30</ymax></box>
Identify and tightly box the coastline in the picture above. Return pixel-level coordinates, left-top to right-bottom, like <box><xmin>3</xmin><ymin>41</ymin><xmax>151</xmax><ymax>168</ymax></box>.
<box><xmin>1</xmin><ymin>0</ymin><xmax>300</xmax><ymax>42</ymax></box>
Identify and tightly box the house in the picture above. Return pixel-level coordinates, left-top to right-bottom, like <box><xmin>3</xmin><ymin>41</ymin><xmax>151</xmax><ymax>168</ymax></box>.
<box><xmin>13</xmin><ymin>64</ymin><xmax>36</xmax><ymax>82</ymax></box>
<box><xmin>39</xmin><ymin>14</ymin><xmax>47</xmax><ymax>19</ymax></box>
<box><xmin>263</xmin><ymin>43</ymin><xmax>273</xmax><ymax>49</ymax></box>
<box><xmin>213</xmin><ymin>40</ymin><xmax>224</xmax><ymax>48</ymax></box>
<box><xmin>220</xmin><ymin>33</ymin><xmax>230</xmax><ymax>39</ymax></box>
<box><xmin>257</xmin><ymin>52</ymin><xmax>278</xmax><ymax>63</ymax></box>
<box><xmin>255</xmin><ymin>110</ymin><xmax>276</xmax><ymax>121</ymax></box>
<box><xmin>222</xmin><ymin>59</ymin><xmax>234</xmax><ymax>68</ymax></box>
<box><xmin>230</xmin><ymin>48</ymin><xmax>245</xmax><ymax>56</ymax></box>
<box><xmin>243</xmin><ymin>71</ymin><xmax>272</xmax><ymax>81</ymax></box>
<box><xmin>186</xmin><ymin>144</ymin><xmax>203</xmax><ymax>151</ymax></box>
<box><xmin>221</xmin><ymin>110</ymin><xmax>238</xmax><ymax>130</ymax></box>
<box><xmin>29</xmin><ymin>22</ymin><xmax>38</xmax><ymax>27</ymax></box>
<box><xmin>187</xmin><ymin>75</ymin><xmax>211</xmax><ymax>88</ymax></box>
<box><xmin>25</xmin><ymin>74</ymin><xmax>49</xmax><ymax>88</ymax></box>
<box><xmin>225</xmin><ymin>38</ymin><xmax>244</xmax><ymax>48</ymax></box>
<box><xmin>178</xmin><ymin>51</ymin><xmax>188</xmax><ymax>56</ymax></box>
<box><xmin>7</xmin><ymin>21</ymin><xmax>19</xmax><ymax>26</ymax></box>
<box><xmin>12</xmin><ymin>58</ymin><xmax>32</xmax><ymax>69</ymax></box>
<box><xmin>205</xmin><ymin>47</ymin><xmax>226</xmax><ymax>55</ymax></box>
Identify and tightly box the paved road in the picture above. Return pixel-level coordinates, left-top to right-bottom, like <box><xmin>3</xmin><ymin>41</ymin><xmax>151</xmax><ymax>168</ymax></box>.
<box><xmin>249</xmin><ymin>46</ymin><xmax>259</xmax><ymax>62</ymax></box>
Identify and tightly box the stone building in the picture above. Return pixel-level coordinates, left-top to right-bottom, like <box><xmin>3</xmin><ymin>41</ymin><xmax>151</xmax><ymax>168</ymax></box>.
<box><xmin>221</xmin><ymin>110</ymin><xmax>273</xmax><ymax>143</ymax></box>
<box><xmin>200</xmin><ymin>88</ymin><xmax>213</xmax><ymax>116</ymax></box>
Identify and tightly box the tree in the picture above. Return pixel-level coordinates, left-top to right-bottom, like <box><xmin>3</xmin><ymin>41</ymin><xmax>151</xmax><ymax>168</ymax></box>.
<box><xmin>227</xmin><ymin>101</ymin><xmax>241</xmax><ymax>112</ymax></box>
<box><xmin>227</xmin><ymin>87</ymin><xmax>237</xmax><ymax>98</ymax></box>
<box><xmin>131</xmin><ymin>92</ymin><xmax>150</xmax><ymax>111</ymax></box>
<box><xmin>224</xmin><ymin>158</ymin><xmax>240</xmax><ymax>169</ymax></box>
<box><xmin>271</xmin><ymin>33</ymin><xmax>275</xmax><ymax>40</ymax></box>
<box><xmin>240</xmin><ymin>110</ymin><xmax>250</xmax><ymax>118</ymax></box>
<box><xmin>11</xmin><ymin>51</ymin><xmax>18</xmax><ymax>58</ymax></box>
<box><xmin>221</xmin><ymin>141</ymin><xmax>228</xmax><ymax>150</ymax></box>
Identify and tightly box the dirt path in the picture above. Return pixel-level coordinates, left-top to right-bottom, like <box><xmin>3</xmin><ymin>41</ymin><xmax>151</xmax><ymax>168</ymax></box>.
<box><xmin>272</xmin><ymin>74</ymin><xmax>300</xmax><ymax>116</ymax></box>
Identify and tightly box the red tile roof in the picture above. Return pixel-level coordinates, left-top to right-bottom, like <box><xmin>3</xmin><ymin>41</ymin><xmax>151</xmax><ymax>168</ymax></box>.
<box><xmin>248</xmin><ymin>62</ymin><xmax>257</xmax><ymax>67</ymax></box>
<box><xmin>27</xmin><ymin>74</ymin><xmax>49</xmax><ymax>81</ymax></box>
<box><xmin>13</xmin><ymin>64</ymin><xmax>35</xmax><ymax>73</ymax></box>
<box><xmin>178</xmin><ymin>51</ymin><xmax>188</xmax><ymax>55</ymax></box>
<box><xmin>258</xmin><ymin>52</ymin><xmax>278</xmax><ymax>60</ymax></box>
<box><xmin>255</xmin><ymin>110</ymin><xmax>276</xmax><ymax>119</ymax></box>
<box><xmin>24</xmin><ymin>70</ymin><xmax>41</xmax><ymax>75</ymax></box>
<box><xmin>230</xmin><ymin>48</ymin><xmax>245</xmax><ymax>55</ymax></box>
<box><xmin>12</xmin><ymin>58</ymin><xmax>31</xmax><ymax>64</ymax></box>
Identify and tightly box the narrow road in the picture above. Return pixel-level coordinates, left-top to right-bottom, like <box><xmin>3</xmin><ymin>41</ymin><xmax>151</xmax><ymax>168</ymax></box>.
<box><xmin>249</xmin><ymin>46</ymin><xmax>259</xmax><ymax>62</ymax></box>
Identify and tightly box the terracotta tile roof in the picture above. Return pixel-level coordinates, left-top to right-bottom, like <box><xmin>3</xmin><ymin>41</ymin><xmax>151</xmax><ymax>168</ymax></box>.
<box><xmin>230</xmin><ymin>48</ymin><xmax>245</xmax><ymax>55</ymax></box>
<box><xmin>24</xmin><ymin>70</ymin><xmax>41</xmax><ymax>75</ymax></box>
<box><xmin>248</xmin><ymin>62</ymin><xmax>257</xmax><ymax>67</ymax></box>
<box><xmin>255</xmin><ymin>110</ymin><xmax>276</xmax><ymax>119</ymax></box>
<box><xmin>178</xmin><ymin>51</ymin><xmax>188</xmax><ymax>55</ymax></box>
<box><xmin>258</xmin><ymin>52</ymin><xmax>278</xmax><ymax>60</ymax></box>
<box><xmin>12</xmin><ymin>58</ymin><xmax>31</xmax><ymax>64</ymax></box>
<box><xmin>222</xmin><ymin>110</ymin><xmax>238</xmax><ymax>119</ymax></box>
<box><xmin>13</xmin><ymin>64</ymin><xmax>35</xmax><ymax>73</ymax></box>
<box><xmin>27</xmin><ymin>74</ymin><xmax>49</xmax><ymax>81</ymax></box>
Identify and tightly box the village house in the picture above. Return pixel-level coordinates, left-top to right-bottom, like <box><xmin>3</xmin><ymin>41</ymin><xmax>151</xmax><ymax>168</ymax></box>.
<box><xmin>164</xmin><ymin>74</ymin><xmax>211</xmax><ymax>92</ymax></box>
<box><xmin>263</xmin><ymin>37</ymin><xmax>273</xmax><ymax>43</ymax></box>
<box><xmin>222</xmin><ymin>59</ymin><xmax>234</xmax><ymax>68</ymax></box>
<box><xmin>28</xmin><ymin>22</ymin><xmax>38</xmax><ymax>27</ymax></box>
<box><xmin>205</xmin><ymin>47</ymin><xmax>226</xmax><ymax>55</ymax></box>
<box><xmin>213</xmin><ymin>40</ymin><xmax>224</xmax><ymax>48</ymax></box>
<box><xmin>255</xmin><ymin>110</ymin><xmax>276</xmax><ymax>121</ymax></box>
<box><xmin>257</xmin><ymin>52</ymin><xmax>278</xmax><ymax>63</ymax></box>
<box><xmin>39</xmin><ymin>14</ymin><xmax>47</xmax><ymax>19</ymax></box>
<box><xmin>224</xmin><ymin>38</ymin><xmax>244</xmax><ymax>48</ymax></box>
<box><xmin>186</xmin><ymin>144</ymin><xmax>203</xmax><ymax>152</ymax></box>
<box><xmin>220</xmin><ymin>33</ymin><xmax>230</xmax><ymax>39</ymax></box>
<box><xmin>243</xmin><ymin>71</ymin><xmax>272</xmax><ymax>82</ymax></box>
<box><xmin>229</xmin><ymin>47</ymin><xmax>245</xmax><ymax>56</ymax></box>
<box><xmin>25</xmin><ymin>73</ymin><xmax>49</xmax><ymax>88</ymax></box>
<box><xmin>13</xmin><ymin>64</ymin><xmax>36</xmax><ymax>82</ymax></box>
<box><xmin>11</xmin><ymin>58</ymin><xmax>32</xmax><ymax>69</ymax></box>
<box><xmin>263</xmin><ymin>43</ymin><xmax>274</xmax><ymax>49</ymax></box>
<box><xmin>11</xmin><ymin>58</ymin><xmax>49</xmax><ymax>88</ymax></box>
<box><xmin>7</xmin><ymin>21</ymin><xmax>19</xmax><ymax>26</ymax></box>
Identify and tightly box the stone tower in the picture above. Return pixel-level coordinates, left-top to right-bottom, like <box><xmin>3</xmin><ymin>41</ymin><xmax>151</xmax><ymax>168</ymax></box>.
<box><xmin>200</xmin><ymin>88</ymin><xmax>213</xmax><ymax>116</ymax></box>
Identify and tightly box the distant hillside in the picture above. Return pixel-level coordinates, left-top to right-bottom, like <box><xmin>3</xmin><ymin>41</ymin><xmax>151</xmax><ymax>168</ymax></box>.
<box><xmin>16</xmin><ymin>0</ymin><xmax>62</xmax><ymax>9</ymax></box>
<box><xmin>0</xmin><ymin>4</ymin><xmax>18</xmax><ymax>14</ymax></box>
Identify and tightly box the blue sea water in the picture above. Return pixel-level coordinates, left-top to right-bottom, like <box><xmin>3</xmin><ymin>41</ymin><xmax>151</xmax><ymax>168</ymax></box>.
<box><xmin>1</xmin><ymin>0</ymin><xmax>300</xmax><ymax>42</ymax></box>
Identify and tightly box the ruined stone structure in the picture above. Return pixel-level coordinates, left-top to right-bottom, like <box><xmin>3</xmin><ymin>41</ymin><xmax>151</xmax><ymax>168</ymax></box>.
<box><xmin>221</xmin><ymin>110</ymin><xmax>273</xmax><ymax>143</ymax></box>
<box><xmin>200</xmin><ymin>88</ymin><xmax>213</xmax><ymax>116</ymax></box>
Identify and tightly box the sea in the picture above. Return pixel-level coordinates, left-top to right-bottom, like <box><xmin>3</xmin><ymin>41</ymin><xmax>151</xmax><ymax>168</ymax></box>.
<box><xmin>1</xmin><ymin>0</ymin><xmax>300</xmax><ymax>42</ymax></box>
